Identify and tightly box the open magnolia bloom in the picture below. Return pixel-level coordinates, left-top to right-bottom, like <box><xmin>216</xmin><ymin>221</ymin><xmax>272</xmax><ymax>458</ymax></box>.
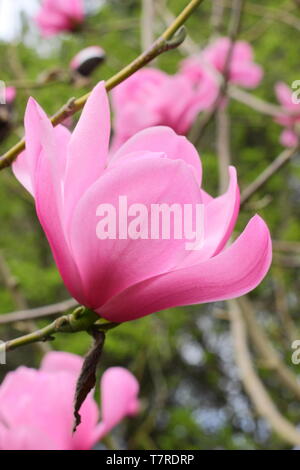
<box><xmin>0</xmin><ymin>352</ymin><xmax>139</xmax><ymax>450</ymax></box>
<box><xmin>13</xmin><ymin>81</ymin><xmax>272</xmax><ymax>323</ymax></box>
<box><xmin>181</xmin><ymin>37</ymin><xmax>263</xmax><ymax>89</ymax></box>
<box><xmin>111</xmin><ymin>68</ymin><xmax>218</xmax><ymax>150</ymax></box>
<box><xmin>35</xmin><ymin>0</ymin><xmax>84</xmax><ymax>37</ymax></box>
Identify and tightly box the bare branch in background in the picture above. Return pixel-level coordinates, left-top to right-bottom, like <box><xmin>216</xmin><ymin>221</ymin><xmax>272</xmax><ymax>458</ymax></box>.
<box><xmin>228</xmin><ymin>86</ymin><xmax>285</xmax><ymax>117</ymax></box>
<box><xmin>229</xmin><ymin>299</ymin><xmax>300</xmax><ymax>447</ymax></box>
<box><xmin>0</xmin><ymin>298</ymin><xmax>77</xmax><ymax>325</ymax></box>
<box><xmin>240</xmin><ymin>147</ymin><xmax>299</xmax><ymax>206</ymax></box>
<box><xmin>141</xmin><ymin>0</ymin><xmax>155</xmax><ymax>51</ymax></box>
<box><xmin>0</xmin><ymin>251</ymin><xmax>50</xmax><ymax>353</ymax></box>
<box><xmin>216</xmin><ymin>106</ymin><xmax>231</xmax><ymax>193</ymax></box>
<box><xmin>190</xmin><ymin>0</ymin><xmax>245</xmax><ymax>146</ymax></box>
<box><xmin>238</xmin><ymin>297</ymin><xmax>300</xmax><ymax>400</ymax></box>
<box><xmin>210</xmin><ymin>0</ymin><xmax>225</xmax><ymax>36</ymax></box>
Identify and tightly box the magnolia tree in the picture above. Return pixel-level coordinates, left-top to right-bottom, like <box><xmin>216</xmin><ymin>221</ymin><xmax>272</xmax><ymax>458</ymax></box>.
<box><xmin>0</xmin><ymin>0</ymin><xmax>299</xmax><ymax>451</ymax></box>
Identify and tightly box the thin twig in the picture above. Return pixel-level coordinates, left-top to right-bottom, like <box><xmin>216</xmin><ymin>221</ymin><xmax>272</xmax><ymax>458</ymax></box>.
<box><xmin>229</xmin><ymin>299</ymin><xmax>300</xmax><ymax>447</ymax></box>
<box><xmin>0</xmin><ymin>298</ymin><xmax>77</xmax><ymax>325</ymax></box>
<box><xmin>238</xmin><ymin>297</ymin><xmax>300</xmax><ymax>400</ymax></box>
<box><xmin>190</xmin><ymin>0</ymin><xmax>245</xmax><ymax>145</ymax></box>
<box><xmin>141</xmin><ymin>0</ymin><xmax>155</xmax><ymax>50</ymax></box>
<box><xmin>0</xmin><ymin>307</ymin><xmax>98</xmax><ymax>352</ymax></box>
<box><xmin>228</xmin><ymin>86</ymin><xmax>286</xmax><ymax>117</ymax></box>
<box><xmin>240</xmin><ymin>147</ymin><xmax>299</xmax><ymax>206</ymax></box>
<box><xmin>216</xmin><ymin>106</ymin><xmax>231</xmax><ymax>193</ymax></box>
<box><xmin>0</xmin><ymin>252</ymin><xmax>50</xmax><ymax>353</ymax></box>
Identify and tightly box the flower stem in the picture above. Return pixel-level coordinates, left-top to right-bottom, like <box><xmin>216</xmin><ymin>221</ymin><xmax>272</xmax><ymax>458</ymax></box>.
<box><xmin>0</xmin><ymin>307</ymin><xmax>118</xmax><ymax>353</ymax></box>
<box><xmin>0</xmin><ymin>0</ymin><xmax>205</xmax><ymax>170</ymax></box>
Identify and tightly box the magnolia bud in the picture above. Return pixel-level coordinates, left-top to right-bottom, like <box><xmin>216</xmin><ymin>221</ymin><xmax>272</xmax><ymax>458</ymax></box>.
<box><xmin>70</xmin><ymin>46</ymin><xmax>106</xmax><ymax>77</ymax></box>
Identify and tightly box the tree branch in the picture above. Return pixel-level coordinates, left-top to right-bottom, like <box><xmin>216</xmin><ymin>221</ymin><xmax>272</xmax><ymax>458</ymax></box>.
<box><xmin>240</xmin><ymin>147</ymin><xmax>299</xmax><ymax>206</ymax></box>
<box><xmin>0</xmin><ymin>298</ymin><xmax>77</xmax><ymax>325</ymax></box>
<box><xmin>238</xmin><ymin>297</ymin><xmax>300</xmax><ymax>400</ymax></box>
<box><xmin>0</xmin><ymin>307</ymin><xmax>118</xmax><ymax>353</ymax></box>
<box><xmin>229</xmin><ymin>299</ymin><xmax>300</xmax><ymax>447</ymax></box>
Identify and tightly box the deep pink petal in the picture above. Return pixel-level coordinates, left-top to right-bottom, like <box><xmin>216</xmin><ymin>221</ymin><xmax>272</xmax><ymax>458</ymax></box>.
<box><xmin>63</xmin><ymin>81</ymin><xmax>110</xmax><ymax>233</ymax></box>
<box><xmin>181</xmin><ymin>166</ymin><xmax>240</xmax><ymax>266</ymax></box>
<box><xmin>70</xmin><ymin>155</ymin><xmax>202</xmax><ymax>308</ymax></box>
<box><xmin>21</xmin><ymin>98</ymin><xmax>85</xmax><ymax>303</ymax></box>
<box><xmin>98</xmin><ymin>215</ymin><xmax>272</xmax><ymax>322</ymax></box>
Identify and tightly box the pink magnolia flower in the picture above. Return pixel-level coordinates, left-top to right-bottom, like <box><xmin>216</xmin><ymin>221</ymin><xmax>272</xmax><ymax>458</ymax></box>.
<box><xmin>35</xmin><ymin>0</ymin><xmax>84</xmax><ymax>37</ymax></box>
<box><xmin>274</xmin><ymin>82</ymin><xmax>300</xmax><ymax>147</ymax></box>
<box><xmin>182</xmin><ymin>37</ymin><xmax>263</xmax><ymax>89</ymax></box>
<box><xmin>111</xmin><ymin>68</ymin><xmax>219</xmax><ymax>150</ymax></box>
<box><xmin>0</xmin><ymin>352</ymin><xmax>139</xmax><ymax>450</ymax></box>
<box><xmin>13</xmin><ymin>81</ymin><xmax>272</xmax><ymax>323</ymax></box>
<box><xmin>70</xmin><ymin>46</ymin><xmax>106</xmax><ymax>77</ymax></box>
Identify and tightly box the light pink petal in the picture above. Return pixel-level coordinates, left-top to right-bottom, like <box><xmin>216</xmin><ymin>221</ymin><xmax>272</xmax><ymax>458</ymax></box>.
<box><xmin>35</xmin><ymin>0</ymin><xmax>84</xmax><ymax>36</ymax></box>
<box><xmin>0</xmin><ymin>427</ymin><xmax>61</xmax><ymax>450</ymax></box>
<box><xmin>70</xmin><ymin>155</ymin><xmax>202</xmax><ymax>309</ymax></box>
<box><xmin>93</xmin><ymin>367</ymin><xmax>139</xmax><ymax>443</ymax></box>
<box><xmin>5</xmin><ymin>87</ymin><xmax>16</xmax><ymax>104</ymax></box>
<box><xmin>231</xmin><ymin>62</ymin><xmax>263</xmax><ymax>88</ymax></box>
<box><xmin>63</xmin><ymin>81</ymin><xmax>110</xmax><ymax>233</ymax></box>
<box><xmin>0</xmin><ymin>357</ymin><xmax>99</xmax><ymax>450</ymax></box>
<box><xmin>13</xmin><ymin>124</ymin><xmax>70</xmax><ymax>197</ymax></box>
<box><xmin>202</xmin><ymin>37</ymin><xmax>230</xmax><ymax>71</ymax></box>
<box><xmin>112</xmin><ymin>68</ymin><xmax>166</xmax><ymax>109</ymax></box>
<box><xmin>111</xmin><ymin>126</ymin><xmax>202</xmax><ymax>185</ymax></box>
<box><xmin>40</xmin><ymin>351</ymin><xmax>83</xmax><ymax>375</ymax></box>
<box><xmin>275</xmin><ymin>82</ymin><xmax>294</xmax><ymax>108</ymax></box>
<box><xmin>12</xmin><ymin>150</ymin><xmax>34</xmax><ymax>195</ymax></box>
<box><xmin>232</xmin><ymin>40</ymin><xmax>254</xmax><ymax>62</ymax></box>
<box><xmin>280</xmin><ymin>128</ymin><xmax>298</xmax><ymax>147</ymax></box>
<box><xmin>98</xmin><ymin>215</ymin><xmax>272</xmax><ymax>322</ymax></box>
<box><xmin>22</xmin><ymin>98</ymin><xmax>85</xmax><ymax>304</ymax></box>
<box><xmin>201</xmin><ymin>189</ymin><xmax>214</xmax><ymax>204</ymax></box>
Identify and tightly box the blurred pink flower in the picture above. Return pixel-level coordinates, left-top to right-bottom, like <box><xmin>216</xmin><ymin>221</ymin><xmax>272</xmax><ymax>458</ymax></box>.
<box><xmin>13</xmin><ymin>81</ymin><xmax>272</xmax><ymax>323</ymax></box>
<box><xmin>274</xmin><ymin>82</ymin><xmax>300</xmax><ymax>147</ymax></box>
<box><xmin>182</xmin><ymin>37</ymin><xmax>263</xmax><ymax>89</ymax></box>
<box><xmin>0</xmin><ymin>352</ymin><xmax>139</xmax><ymax>450</ymax></box>
<box><xmin>35</xmin><ymin>0</ymin><xmax>84</xmax><ymax>37</ymax></box>
<box><xmin>111</xmin><ymin>68</ymin><xmax>218</xmax><ymax>150</ymax></box>
<box><xmin>4</xmin><ymin>87</ymin><xmax>16</xmax><ymax>104</ymax></box>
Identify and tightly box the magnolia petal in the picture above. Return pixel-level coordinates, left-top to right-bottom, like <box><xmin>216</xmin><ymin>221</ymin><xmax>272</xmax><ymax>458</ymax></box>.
<box><xmin>98</xmin><ymin>215</ymin><xmax>272</xmax><ymax>322</ymax></box>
